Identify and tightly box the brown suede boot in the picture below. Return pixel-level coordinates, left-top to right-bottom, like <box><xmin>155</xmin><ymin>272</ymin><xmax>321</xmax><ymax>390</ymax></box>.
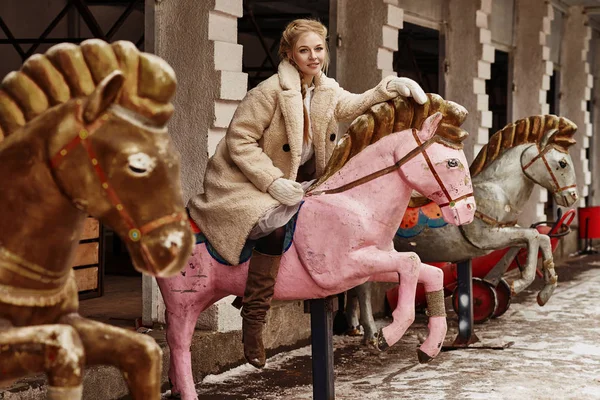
<box><xmin>241</xmin><ymin>250</ymin><xmax>281</xmax><ymax>368</ymax></box>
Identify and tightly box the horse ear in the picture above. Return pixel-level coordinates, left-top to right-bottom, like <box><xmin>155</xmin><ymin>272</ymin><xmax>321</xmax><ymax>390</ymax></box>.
<box><xmin>83</xmin><ymin>70</ymin><xmax>125</xmax><ymax>123</ymax></box>
<box><xmin>540</xmin><ymin>128</ymin><xmax>558</xmax><ymax>149</ymax></box>
<box><xmin>417</xmin><ymin>112</ymin><xmax>443</xmax><ymax>141</ymax></box>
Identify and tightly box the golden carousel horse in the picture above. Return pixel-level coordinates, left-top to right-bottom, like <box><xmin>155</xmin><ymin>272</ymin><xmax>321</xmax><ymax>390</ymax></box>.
<box><xmin>0</xmin><ymin>39</ymin><xmax>193</xmax><ymax>399</ymax></box>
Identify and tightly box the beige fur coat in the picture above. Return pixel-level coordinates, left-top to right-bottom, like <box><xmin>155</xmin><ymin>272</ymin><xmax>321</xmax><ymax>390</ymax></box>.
<box><xmin>188</xmin><ymin>60</ymin><xmax>399</xmax><ymax>265</ymax></box>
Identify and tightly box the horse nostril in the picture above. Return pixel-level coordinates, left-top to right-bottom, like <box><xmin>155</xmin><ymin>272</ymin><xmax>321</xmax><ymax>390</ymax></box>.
<box><xmin>467</xmin><ymin>203</ymin><xmax>473</xmax><ymax>210</ymax></box>
<box><xmin>572</xmin><ymin>192</ymin><xmax>578</xmax><ymax>199</ymax></box>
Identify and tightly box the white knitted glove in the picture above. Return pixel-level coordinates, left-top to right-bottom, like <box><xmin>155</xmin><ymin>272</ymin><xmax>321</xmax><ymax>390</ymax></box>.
<box><xmin>389</xmin><ymin>77</ymin><xmax>428</xmax><ymax>105</ymax></box>
<box><xmin>268</xmin><ymin>178</ymin><xmax>304</xmax><ymax>206</ymax></box>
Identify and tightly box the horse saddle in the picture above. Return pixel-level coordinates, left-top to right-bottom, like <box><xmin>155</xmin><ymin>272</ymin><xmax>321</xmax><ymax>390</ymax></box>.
<box><xmin>396</xmin><ymin>192</ymin><xmax>447</xmax><ymax>239</ymax></box>
<box><xmin>189</xmin><ymin>211</ymin><xmax>301</xmax><ymax>266</ymax></box>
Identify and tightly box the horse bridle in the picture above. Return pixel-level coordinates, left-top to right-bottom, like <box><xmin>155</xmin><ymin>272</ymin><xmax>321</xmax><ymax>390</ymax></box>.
<box><xmin>474</xmin><ymin>143</ymin><xmax>576</xmax><ymax>228</ymax></box>
<box><xmin>521</xmin><ymin>144</ymin><xmax>577</xmax><ymax>194</ymax></box>
<box><xmin>50</xmin><ymin>103</ymin><xmax>186</xmax><ymax>273</ymax></box>
<box><xmin>306</xmin><ymin>129</ymin><xmax>474</xmax><ymax>209</ymax></box>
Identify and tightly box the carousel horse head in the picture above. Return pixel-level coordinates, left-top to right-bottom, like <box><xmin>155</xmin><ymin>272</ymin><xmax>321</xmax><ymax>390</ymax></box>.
<box><xmin>520</xmin><ymin>126</ymin><xmax>578</xmax><ymax>207</ymax></box>
<box><xmin>396</xmin><ymin>112</ymin><xmax>475</xmax><ymax>225</ymax></box>
<box><xmin>0</xmin><ymin>39</ymin><xmax>193</xmax><ymax>277</ymax></box>
<box><xmin>314</xmin><ymin>94</ymin><xmax>475</xmax><ymax>226</ymax></box>
<box><xmin>471</xmin><ymin>115</ymin><xmax>579</xmax><ymax>208</ymax></box>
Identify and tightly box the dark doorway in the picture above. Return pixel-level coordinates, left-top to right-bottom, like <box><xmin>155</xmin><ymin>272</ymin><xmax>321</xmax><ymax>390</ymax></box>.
<box><xmin>486</xmin><ymin>49</ymin><xmax>509</xmax><ymax>137</ymax></box>
<box><xmin>547</xmin><ymin>69</ymin><xmax>560</xmax><ymax>115</ymax></box>
<box><xmin>393</xmin><ymin>22</ymin><xmax>440</xmax><ymax>94</ymax></box>
<box><xmin>239</xmin><ymin>0</ymin><xmax>329</xmax><ymax>90</ymax></box>
<box><xmin>545</xmin><ymin>69</ymin><xmax>560</xmax><ymax>220</ymax></box>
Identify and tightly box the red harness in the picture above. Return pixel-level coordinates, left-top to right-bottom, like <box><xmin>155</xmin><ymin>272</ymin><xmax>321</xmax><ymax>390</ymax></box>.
<box><xmin>50</xmin><ymin>104</ymin><xmax>186</xmax><ymax>273</ymax></box>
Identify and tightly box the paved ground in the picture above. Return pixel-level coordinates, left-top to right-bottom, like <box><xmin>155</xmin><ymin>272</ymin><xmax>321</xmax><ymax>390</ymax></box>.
<box><xmin>175</xmin><ymin>254</ymin><xmax>600</xmax><ymax>400</ymax></box>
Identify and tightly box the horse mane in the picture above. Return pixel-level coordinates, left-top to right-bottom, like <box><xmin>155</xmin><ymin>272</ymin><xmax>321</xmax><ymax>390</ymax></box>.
<box><xmin>0</xmin><ymin>39</ymin><xmax>176</xmax><ymax>142</ymax></box>
<box><xmin>470</xmin><ymin>115</ymin><xmax>577</xmax><ymax>177</ymax></box>
<box><xmin>311</xmin><ymin>93</ymin><xmax>469</xmax><ymax>189</ymax></box>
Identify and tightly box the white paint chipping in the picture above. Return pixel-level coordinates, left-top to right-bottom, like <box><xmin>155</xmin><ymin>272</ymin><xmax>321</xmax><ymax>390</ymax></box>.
<box><xmin>163</xmin><ymin>231</ymin><xmax>184</xmax><ymax>249</ymax></box>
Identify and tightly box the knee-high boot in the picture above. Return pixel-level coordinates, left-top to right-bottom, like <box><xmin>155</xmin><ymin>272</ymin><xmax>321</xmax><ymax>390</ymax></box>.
<box><xmin>241</xmin><ymin>249</ymin><xmax>281</xmax><ymax>368</ymax></box>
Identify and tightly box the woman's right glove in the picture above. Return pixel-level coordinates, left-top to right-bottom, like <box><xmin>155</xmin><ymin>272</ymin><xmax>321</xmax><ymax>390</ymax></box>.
<box><xmin>388</xmin><ymin>77</ymin><xmax>428</xmax><ymax>105</ymax></box>
<box><xmin>268</xmin><ymin>178</ymin><xmax>304</xmax><ymax>206</ymax></box>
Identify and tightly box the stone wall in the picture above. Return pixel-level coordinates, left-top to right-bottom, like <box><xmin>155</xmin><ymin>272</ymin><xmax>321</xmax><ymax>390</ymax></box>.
<box><xmin>511</xmin><ymin>1</ymin><xmax>554</xmax><ymax>226</ymax></box>
<box><xmin>560</xmin><ymin>6</ymin><xmax>591</xmax><ymax>212</ymax></box>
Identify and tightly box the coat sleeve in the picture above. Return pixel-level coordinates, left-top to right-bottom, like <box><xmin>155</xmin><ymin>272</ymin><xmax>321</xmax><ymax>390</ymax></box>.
<box><xmin>226</xmin><ymin>89</ymin><xmax>284</xmax><ymax>193</ymax></box>
<box><xmin>333</xmin><ymin>75</ymin><xmax>399</xmax><ymax>123</ymax></box>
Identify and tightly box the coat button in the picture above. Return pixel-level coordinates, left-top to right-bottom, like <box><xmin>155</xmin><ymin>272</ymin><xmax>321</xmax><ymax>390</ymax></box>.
<box><xmin>282</xmin><ymin>144</ymin><xmax>290</xmax><ymax>152</ymax></box>
<box><xmin>329</xmin><ymin>133</ymin><xmax>336</xmax><ymax>141</ymax></box>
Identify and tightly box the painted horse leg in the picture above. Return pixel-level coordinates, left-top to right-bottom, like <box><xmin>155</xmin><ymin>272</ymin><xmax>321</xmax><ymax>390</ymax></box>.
<box><xmin>158</xmin><ymin>265</ymin><xmax>220</xmax><ymax>400</ymax></box>
<box><xmin>369</xmin><ymin>262</ymin><xmax>447</xmax><ymax>361</ymax></box>
<box><xmin>345</xmin><ymin>288</ymin><xmax>361</xmax><ymax>335</ymax></box>
<box><xmin>356</xmin><ymin>282</ymin><xmax>377</xmax><ymax>345</ymax></box>
<box><xmin>60</xmin><ymin>314</ymin><xmax>162</xmax><ymax>400</ymax></box>
<box><xmin>416</xmin><ymin>263</ymin><xmax>447</xmax><ymax>362</ymax></box>
<box><xmin>163</xmin><ymin>303</ymin><xmax>205</xmax><ymax>400</ymax></box>
<box><xmin>0</xmin><ymin>325</ymin><xmax>85</xmax><ymax>400</ymax></box>
<box><xmin>475</xmin><ymin>226</ymin><xmax>545</xmax><ymax>297</ymax></box>
<box><xmin>354</xmin><ymin>249</ymin><xmax>420</xmax><ymax>350</ymax></box>
<box><xmin>536</xmin><ymin>234</ymin><xmax>557</xmax><ymax>306</ymax></box>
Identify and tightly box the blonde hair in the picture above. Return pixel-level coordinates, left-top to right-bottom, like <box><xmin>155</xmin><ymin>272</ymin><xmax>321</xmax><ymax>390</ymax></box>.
<box><xmin>278</xmin><ymin>19</ymin><xmax>330</xmax><ymax>75</ymax></box>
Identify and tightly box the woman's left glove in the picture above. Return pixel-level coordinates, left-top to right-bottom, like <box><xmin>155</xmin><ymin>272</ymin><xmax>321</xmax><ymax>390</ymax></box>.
<box><xmin>268</xmin><ymin>178</ymin><xmax>304</xmax><ymax>206</ymax></box>
<box><xmin>388</xmin><ymin>77</ymin><xmax>428</xmax><ymax>105</ymax></box>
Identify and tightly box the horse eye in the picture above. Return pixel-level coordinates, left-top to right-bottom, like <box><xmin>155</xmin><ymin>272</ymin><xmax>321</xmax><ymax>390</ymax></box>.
<box><xmin>447</xmin><ymin>159</ymin><xmax>459</xmax><ymax>168</ymax></box>
<box><xmin>127</xmin><ymin>153</ymin><xmax>156</xmax><ymax>176</ymax></box>
<box><xmin>559</xmin><ymin>160</ymin><xmax>568</xmax><ymax>169</ymax></box>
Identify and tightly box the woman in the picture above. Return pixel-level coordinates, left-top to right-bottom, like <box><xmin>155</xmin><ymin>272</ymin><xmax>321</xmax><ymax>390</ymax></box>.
<box><xmin>187</xmin><ymin>19</ymin><xmax>427</xmax><ymax>368</ymax></box>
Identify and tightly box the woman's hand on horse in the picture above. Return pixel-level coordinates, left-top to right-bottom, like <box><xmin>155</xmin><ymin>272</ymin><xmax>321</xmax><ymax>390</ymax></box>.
<box><xmin>268</xmin><ymin>178</ymin><xmax>304</xmax><ymax>206</ymax></box>
<box><xmin>389</xmin><ymin>77</ymin><xmax>428</xmax><ymax>105</ymax></box>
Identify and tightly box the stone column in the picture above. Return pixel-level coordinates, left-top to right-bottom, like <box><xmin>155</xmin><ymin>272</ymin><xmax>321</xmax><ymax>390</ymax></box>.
<box><xmin>144</xmin><ymin>0</ymin><xmax>246</xmax><ymax>331</ymax></box>
<box><xmin>560</xmin><ymin>6</ymin><xmax>591</xmax><ymax>209</ymax></box>
<box><xmin>512</xmin><ymin>1</ymin><xmax>554</xmax><ymax>226</ymax></box>
<box><xmin>336</xmin><ymin>0</ymin><xmax>402</xmax><ymax>92</ymax></box>
<box><xmin>591</xmin><ymin>30</ymin><xmax>600</xmax><ymax>206</ymax></box>
<box><xmin>444</xmin><ymin>0</ymin><xmax>488</xmax><ymax>163</ymax></box>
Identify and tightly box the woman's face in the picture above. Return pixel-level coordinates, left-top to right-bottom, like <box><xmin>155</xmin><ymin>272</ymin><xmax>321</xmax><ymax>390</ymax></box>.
<box><xmin>291</xmin><ymin>32</ymin><xmax>326</xmax><ymax>79</ymax></box>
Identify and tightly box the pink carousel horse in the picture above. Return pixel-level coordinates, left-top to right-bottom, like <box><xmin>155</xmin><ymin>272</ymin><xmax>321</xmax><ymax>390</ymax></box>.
<box><xmin>158</xmin><ymin>111</ymin><xmax>476</xmax><ymax>399</ymax></box>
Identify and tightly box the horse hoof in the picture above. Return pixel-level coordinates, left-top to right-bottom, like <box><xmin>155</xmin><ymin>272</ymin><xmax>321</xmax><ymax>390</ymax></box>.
<box><xmin>247</xmin><ymin>357</ymin><xmax>266</xmax><ymax>369</ymax></box>
<box><xmin>537</xmin><ymin>283</ymin><xmax>557</xmax><ymax>306</ymax></box>
<box><xmin>417</xmin><ymin>349</ymin><xmax>433</xmax><ymax>364</ymax></box>
<box><xmin>362</xmin><ymin>337</ymin><xmax>377</xmax><ymax>348</ymax></box>
<box><xmin>346</xmin><ymin>327</ymin><xmax>362</xmax><ymax>337</ymax></box>
<box><xmin>164</xmin><ymin>390</ymin><xmax>181</xmax><ymax>399</ymax></box>
<box><xmin>375</xmin><ymin>329</ymin><xmax>389</xmax><ymax>351</ymax></box>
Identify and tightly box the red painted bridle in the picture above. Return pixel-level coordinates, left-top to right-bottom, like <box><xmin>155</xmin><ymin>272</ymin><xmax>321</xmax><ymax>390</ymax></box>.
<box><xmin>521</xmin><ymin>144</ymin><xmax>577</xmax><ymax>194</ymax></box>
<box><xmin>49</xmin><ymin>104</ymin><xmax>186</xmax><ymax>273</ymax></box>
<box><xmin>307</xmin><ymin>129</ymin><xmax>474</xmax><ymax>209</ymax></box>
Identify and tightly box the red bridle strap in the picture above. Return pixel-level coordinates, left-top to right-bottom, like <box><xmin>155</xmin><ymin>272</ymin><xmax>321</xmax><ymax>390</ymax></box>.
<box><xmin>522</xmin><ymin>145</ymin><xmax>577</xmax><ymax>194</ymax></box>
<box><xmin>307</xmin><ymin>130</ymin><xmax>474</xmax><ymax>209</ymax></box>
<box><xmin>50</xmin><ymin>108</ymin><xmax>186</xmax><ymax>244</ymax></box>
<box><xmin>411</xmin><ymin>130</ymin><xmax>473</xmax><ymax>208</ymax></box>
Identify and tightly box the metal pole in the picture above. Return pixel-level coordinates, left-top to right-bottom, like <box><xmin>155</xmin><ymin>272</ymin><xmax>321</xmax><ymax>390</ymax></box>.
<box><xmin>452</xmin><ymin>260</ymin><xmax>479</xmax><ymax>346</ymax></box>
<box><xmin>310</xmin><ymin>298</ymin><xmax>335</xmax><ymax>400</ymax></box>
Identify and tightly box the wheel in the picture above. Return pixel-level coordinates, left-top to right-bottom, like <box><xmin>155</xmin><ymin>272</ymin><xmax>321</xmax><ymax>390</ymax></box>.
<box><xmin>492</xmin><ymin>278</ymin><xmax>512</xmax><ymax>319</ymax></box>
<box><xmin>452</xmin><ymin>277</ymin><xmax>498</xmax><ymax>324</ymax></box>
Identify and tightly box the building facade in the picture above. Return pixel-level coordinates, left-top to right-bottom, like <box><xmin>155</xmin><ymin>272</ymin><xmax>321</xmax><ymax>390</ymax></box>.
<box><xmin>0</xmin><ymin>0</ymin><xmax>598</xmax><ymax>392</ymax></box>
